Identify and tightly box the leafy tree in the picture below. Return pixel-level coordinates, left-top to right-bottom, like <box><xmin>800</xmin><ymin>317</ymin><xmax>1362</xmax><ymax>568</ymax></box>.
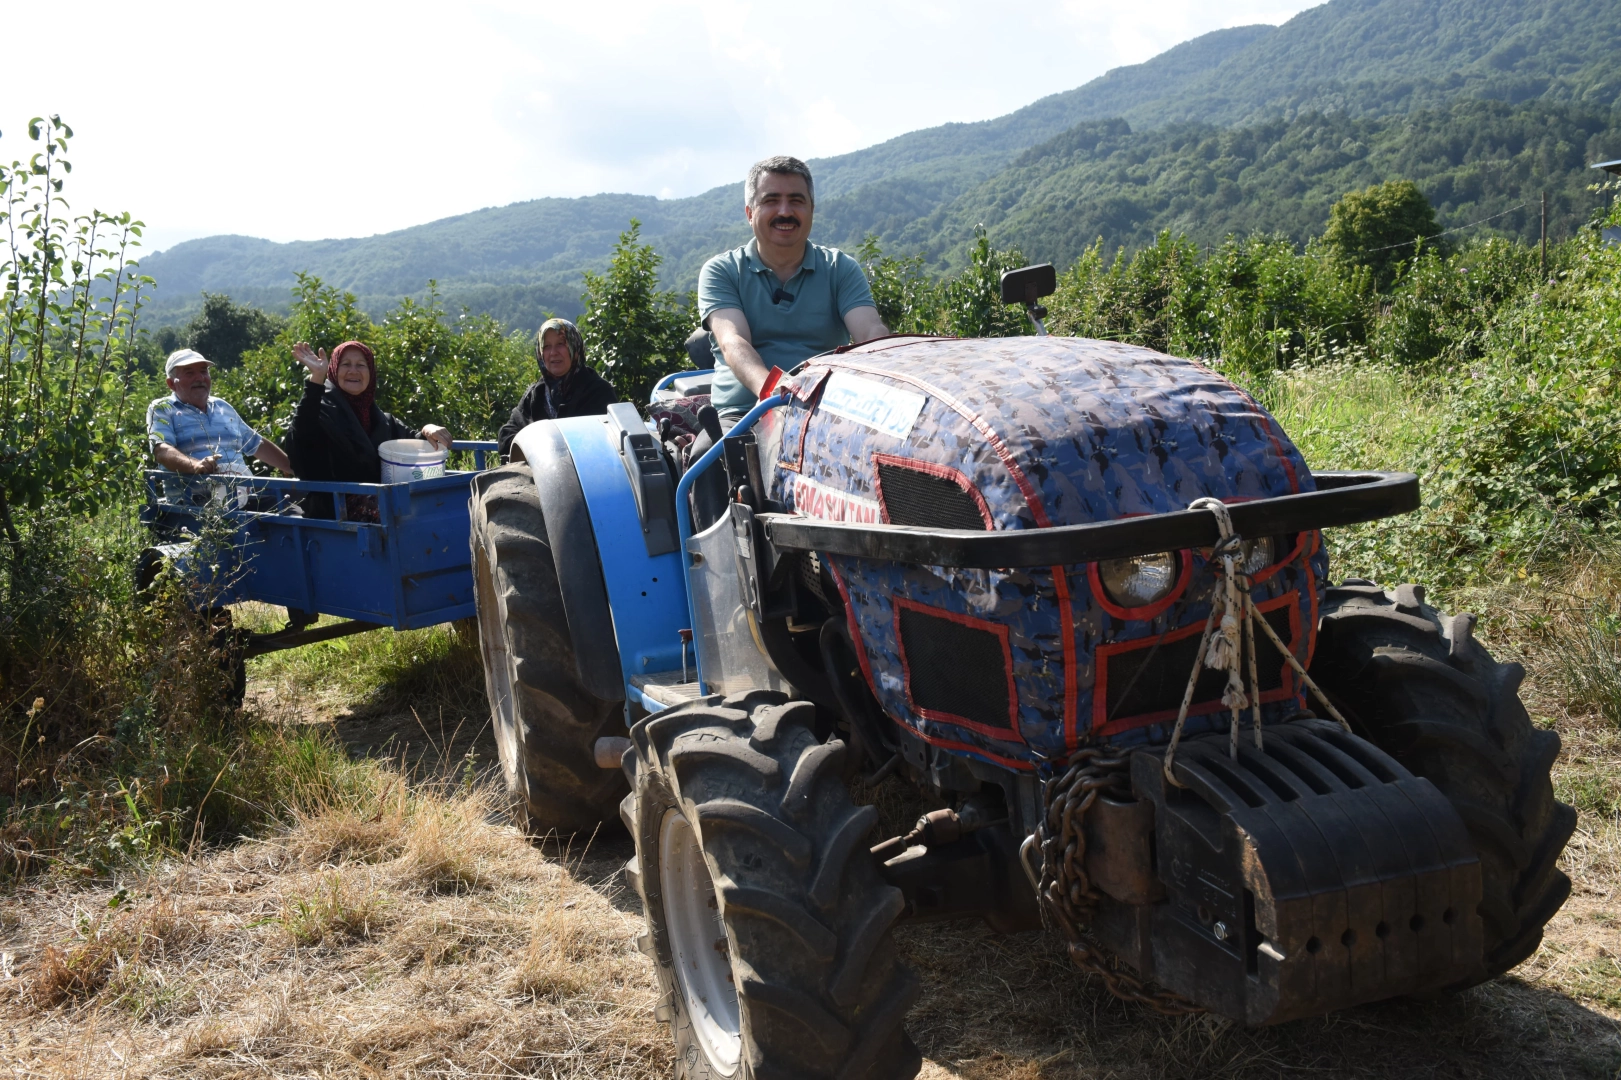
<box><xmin>182</xmin><ymin>292</ymin><xmax>285</xmax><ymax>368</ymax></box>
<box><xmin>578</xmin><ymin>220</ymin><xmax>694</xmax><ymax>403</ymax></box>
<box><xmin>0</xmin><ymin>116</ymin><xmax>149</xmax><ymax>545</ymax></box>
<box><xmin>1322</xmin><ymin>180</ymin><xmax>1443</xmax><ymax>291</ymax></box>
<box><xmin>857</xmin><ymin>235</ymin><xmax>941</xmax><ymax>335</ymax></box>
<box><xmin>217</xmin><ymin>276</ymin><xmax>533</xmax><ymax>443</ymax></box>
<box><xmin>284</xmin><ymin>271</ymin><xmax>373</xmax><ymax>353</ymax></box>
<box><xmin>371</xmin><ymin>284</ymin><xmax>533</xmax><ymax>441</ymax></box>
<box><xmin>941</xmin><ymin>228</ymin><xmax>1032</xmax><ymax>339</ymax></box>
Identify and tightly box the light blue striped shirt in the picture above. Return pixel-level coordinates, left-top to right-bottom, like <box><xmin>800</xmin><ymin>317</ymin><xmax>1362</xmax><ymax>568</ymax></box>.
<box><xmin>146</xmin><ymin>394</ymin><xmax>262</xmax><ymax>474</ymax></box>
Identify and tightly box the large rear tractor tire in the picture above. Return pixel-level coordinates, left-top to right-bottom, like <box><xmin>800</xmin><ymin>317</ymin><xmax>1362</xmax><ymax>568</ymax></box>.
<box><xmin>625</xmin><ymin>691</ymin><xmax>921</xmax><ymax>1080</ymax></box>
<box><xmin>1310</xmin><ymin>581</ymin><xmax>1577</xmax><ymax>979</ymax></box>
<box><xmin>471</xmin><ymin>464</ymin><xmax>626</xmax><ymax>835</ymax></box>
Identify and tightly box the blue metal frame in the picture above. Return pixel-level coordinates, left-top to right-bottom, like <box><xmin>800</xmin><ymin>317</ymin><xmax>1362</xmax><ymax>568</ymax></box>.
<box><xmin>672</xmin><ymin>390</ymin><xmax>790</xmax><ymax>692</ymax></box>
<box><xmin>651</xmin><ymin>367</ymin><xmax>715</xmax><ymax>396</ymax></box>
<box><xmin>142</xmin><ymin>440</ymin><xmax>499</xmax><ymax>631</ymax></box>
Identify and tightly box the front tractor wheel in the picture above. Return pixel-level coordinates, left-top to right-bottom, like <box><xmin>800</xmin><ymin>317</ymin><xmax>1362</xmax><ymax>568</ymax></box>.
<box><xmin>626</xmin><ymin>691</ymin><xmax>921</xmax><ymax>1080</ymax></box>
<box><xmin>471</xmin><ymin>464</ymin><xmax>626</xmax><ymax>835</ymax></box>
<box><xmin>1310</xmin><ymin>581</ymin><xmax>1578</xmax><ymax>979</ymax></box>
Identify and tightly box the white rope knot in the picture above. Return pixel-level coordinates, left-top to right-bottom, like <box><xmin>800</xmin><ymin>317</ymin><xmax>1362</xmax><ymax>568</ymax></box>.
<box><xmin>1161</xmin><ymin>497</ymin><xmax>1354</xmax><ymax>788</ymax></box>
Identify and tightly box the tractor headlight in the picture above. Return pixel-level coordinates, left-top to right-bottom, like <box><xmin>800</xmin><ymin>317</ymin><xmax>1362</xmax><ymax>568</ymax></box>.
<box><xmin>1097</xmin><ymin>551</ymin><xmax>1180</xmax><ymax>609</ymax></box>
<box><xmin>1240</xmin><ymin>536</ymin><xmax>1276</xmax><ymax>576</ymax></box>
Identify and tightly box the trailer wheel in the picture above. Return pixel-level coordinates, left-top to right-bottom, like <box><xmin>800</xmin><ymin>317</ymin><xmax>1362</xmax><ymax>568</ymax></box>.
<box><xmin>625</xmin><ymin>691</ymin><xmax>921</xmax><ymax>1080</ymax></box>
<box><xmin>471</xmin><ymin>464</ymin><xmax>626</xmax><ymax>835</ymax></box>
<box><xmin>1310</xmin><ymin>581</ymin><xmax>1577</xmax><ymax>978</ymax></box>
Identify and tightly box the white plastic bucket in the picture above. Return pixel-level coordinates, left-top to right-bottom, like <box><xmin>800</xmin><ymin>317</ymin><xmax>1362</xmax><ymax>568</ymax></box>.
<box><xmin>379</xmin><ymin>438</ymin><xmax>446</xmax><ymax>484</ymax></box>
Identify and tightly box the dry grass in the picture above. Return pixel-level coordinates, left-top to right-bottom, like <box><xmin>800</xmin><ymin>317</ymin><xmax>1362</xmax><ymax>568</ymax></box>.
<box><xmin>0</xmin><ymin>770</ymin><xmax>664</xmax><ymax>1078</ymax></box>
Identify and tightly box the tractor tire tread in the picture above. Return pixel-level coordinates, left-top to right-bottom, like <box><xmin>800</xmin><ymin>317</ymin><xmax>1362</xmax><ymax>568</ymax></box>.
<box><xmin>629</xmin><ymin>691</ymin><xmax>919</xmax><ymax>1080</ymax></box>
<box><xmin>471</xmin><ymin>462</ymin><xmax>625</xmax><ymax>835</ymax></box>
<box><xmin>1312</xmin><ymin>582</ymin><xmax>1574</xmax><ymax>982</ymax></box>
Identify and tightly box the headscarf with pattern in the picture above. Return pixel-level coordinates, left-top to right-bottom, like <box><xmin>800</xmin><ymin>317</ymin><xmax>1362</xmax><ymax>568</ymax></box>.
<box><xmin>537</xmin><ymin>318</ymin><xmax>590</xmax><ymax>417</ymax></box>
<box><xmin>329</xmin><ymin>340</ymin><xmax>377</xmax><ymax>431</ymax></box>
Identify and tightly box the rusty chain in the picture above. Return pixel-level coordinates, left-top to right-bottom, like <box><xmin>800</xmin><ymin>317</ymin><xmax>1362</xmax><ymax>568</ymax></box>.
<box><xmin>1034</xmin><ymin>748</ymin><xmax>1203</xmax><ymax>1016</ymax></box>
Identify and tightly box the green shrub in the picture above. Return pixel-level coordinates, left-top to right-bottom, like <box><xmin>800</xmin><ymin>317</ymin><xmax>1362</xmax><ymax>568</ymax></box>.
<box><xmin>1322</xmin><ymin>179</ymin><xmax>1444</xmax><ymax>291</ymax></box>
<box><xmin>941</xmin><ymin>228</ymin><xmax>1032</xmax><ymax>339</ymax></box>
<box><xmin>217</xmin><ymin>277</ymin><xmax>533</xmax><ymax>444</ymax></box>
<box><xmin>857</xmin><ymin>235</ymin><xmax>942</xmax><ymax>336</ymax></box>
<box><xmin>578</xmin><ymin>220</ymin><xmax>695</xmax><ymax>404</ymax></box>
<box><xmin>1</xmin><ymin>116</ymin><xmax>150</xmax><ymax>530</ymax></box>
<box><xmin>1373</xmin><ymin>238</ymin><xmax>1547</xmax><ymax>367</ymax></box>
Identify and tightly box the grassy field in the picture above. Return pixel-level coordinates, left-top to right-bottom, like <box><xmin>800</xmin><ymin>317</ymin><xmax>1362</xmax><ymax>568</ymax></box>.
<box><xmin>3</xmin><ymin>363</ymin><xmax>1621</xmax><ymax>1078</ymax></box>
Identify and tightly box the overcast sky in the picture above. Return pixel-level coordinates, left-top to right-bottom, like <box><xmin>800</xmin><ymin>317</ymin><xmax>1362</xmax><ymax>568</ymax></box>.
<box><xmin>4</xmin><ymin>0</ymin><xmax>1318</xmax><ymax>253</ymax></box>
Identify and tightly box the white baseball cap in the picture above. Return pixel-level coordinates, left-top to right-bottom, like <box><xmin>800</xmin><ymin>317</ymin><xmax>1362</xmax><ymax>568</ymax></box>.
<box><xmin>165</xmin><ymin>348</ymin><xmax>213</xmax><ymax>376</ymax></box>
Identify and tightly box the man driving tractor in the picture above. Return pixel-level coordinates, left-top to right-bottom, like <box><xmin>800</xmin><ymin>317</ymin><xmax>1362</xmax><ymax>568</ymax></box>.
<box><xmin>699</xmin><ymin>155</ymin><xmax>889</xmax><ymax>421</ymax></box>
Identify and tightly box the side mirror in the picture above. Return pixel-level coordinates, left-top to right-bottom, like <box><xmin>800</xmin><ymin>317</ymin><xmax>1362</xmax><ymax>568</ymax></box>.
<box><xmin>999</xmin><ymin>263</ymin><xmax>1056</xmax><ymax>305</ymax></box>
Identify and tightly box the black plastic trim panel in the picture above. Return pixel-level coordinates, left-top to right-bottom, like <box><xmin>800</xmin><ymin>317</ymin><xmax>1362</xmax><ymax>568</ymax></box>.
<box><xmin>607</xmin><ymin>401</ymin><xmax>678</xmax><ymax>556</ymax></box>
<box><xmin>527</xmin><ymin>420</ymin><xmax>626</xmax><ymax>701</ymax></box>
<box><xmin>758</xmin><ymin>471</ymin><xmax>1417</xmax><ymax>569</ymax></box>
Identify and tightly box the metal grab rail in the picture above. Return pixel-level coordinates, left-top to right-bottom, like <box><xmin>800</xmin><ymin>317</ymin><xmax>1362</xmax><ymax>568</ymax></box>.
<box><xmin>650</xmin><ymin>367</ymin><xmax>716</xmax><ymax>398</ymax></box>
<box><xmin>759</xmin><ymin>471</ymin><xmax>1419</xmax><ymax>569</ymax></box>
<box><xmin>671</xmin><ymin>390</ymin><xmax>790</xmax><ymax>691</ymax></box>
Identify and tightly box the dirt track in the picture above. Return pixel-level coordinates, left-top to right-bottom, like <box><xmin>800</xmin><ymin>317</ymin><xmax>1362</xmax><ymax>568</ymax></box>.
<box><xmin>3</xmin><ymin>697</ymin><xmax>1618</xmax><ymax>1079</ymax></box>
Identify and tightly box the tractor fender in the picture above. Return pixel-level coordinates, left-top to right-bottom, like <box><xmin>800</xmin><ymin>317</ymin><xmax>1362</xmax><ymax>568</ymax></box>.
<box><xmin>512</xmin><ymin>415</ymin><xmax>689</xmax><ymax>700</ymax></box>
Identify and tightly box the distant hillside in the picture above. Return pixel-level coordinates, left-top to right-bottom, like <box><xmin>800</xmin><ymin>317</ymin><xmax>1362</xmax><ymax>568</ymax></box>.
<box><xmin>136</xmin><ymin>0</ymin><xmax>1621</xmax><ymax>330</ymax></box>
<box><xmin>1127</xmin><ymin>0</ymin><xmax>1621</xmax><ymax>128</ymax></box>
<box><xmin>919</xmin><ymin>100</ymin><xmax>1621</xmax><ymax>271</ymax></box>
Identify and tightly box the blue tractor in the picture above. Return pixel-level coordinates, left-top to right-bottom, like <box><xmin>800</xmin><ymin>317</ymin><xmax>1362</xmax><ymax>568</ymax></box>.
<box><xmin>469</xmin><ymin>268</ymin><xmax>1575</xmax><ymax>1079</ymax></box>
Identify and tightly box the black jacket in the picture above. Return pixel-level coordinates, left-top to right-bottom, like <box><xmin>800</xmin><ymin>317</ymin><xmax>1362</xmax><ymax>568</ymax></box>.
<box><xmin>496</xmin><ymin>365</ymin><xmax>617</xmax><ymax>456</ymax></box>
<box><xmin>287</xmin><ymin>380</ymin><xmax>419</xmax><ymax>518</ymax></box>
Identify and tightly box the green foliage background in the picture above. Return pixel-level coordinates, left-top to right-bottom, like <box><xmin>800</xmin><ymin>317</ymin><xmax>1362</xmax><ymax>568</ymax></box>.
<box><xmin>217</xmin><ymin>276</ymin><xmax>536</xmax><ymax>446</ymax></box>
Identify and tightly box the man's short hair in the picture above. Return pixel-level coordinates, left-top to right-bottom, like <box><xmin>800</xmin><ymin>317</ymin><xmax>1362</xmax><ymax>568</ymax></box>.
<box><xmin>745</xmin><ymin>156</ymin><xmax>814</xmax><ymax>208</ymax></box>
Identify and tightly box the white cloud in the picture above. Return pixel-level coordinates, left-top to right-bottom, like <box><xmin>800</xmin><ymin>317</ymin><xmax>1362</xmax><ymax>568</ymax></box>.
<box><xmin>2</xmin><ymin>0</ymin><xmax>1320</xmax><ymax>252</ymax></box>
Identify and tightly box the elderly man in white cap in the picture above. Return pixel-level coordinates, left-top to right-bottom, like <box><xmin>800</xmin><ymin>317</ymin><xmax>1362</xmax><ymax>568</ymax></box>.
<box><xmin>146</xmin><ymin>348</ymin><xmax>292</xmax><ymax>478</ymax></box>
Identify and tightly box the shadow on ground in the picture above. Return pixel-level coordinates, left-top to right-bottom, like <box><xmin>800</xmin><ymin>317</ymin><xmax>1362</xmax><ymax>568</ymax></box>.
<box><xmin>898</xmin><ymin>919</ymin><xmax>1621</xmax><ymax>1079</ymax></box>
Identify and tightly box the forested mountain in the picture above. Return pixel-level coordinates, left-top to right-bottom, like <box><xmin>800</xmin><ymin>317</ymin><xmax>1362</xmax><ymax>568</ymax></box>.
<box><xmin>921</xmin><ymin>101</ymin><xmax>1621</xmax><ymax>272</ymax></box>
<box><xmin>138</xmin><ymin>0</ymin><xmax>1621</xmax><ymax>329</ymax></box>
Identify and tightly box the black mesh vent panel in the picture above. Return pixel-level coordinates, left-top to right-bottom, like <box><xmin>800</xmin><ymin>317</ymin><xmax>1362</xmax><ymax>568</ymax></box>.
<box><xmin>898</xmin><ymin>606</ymin><xmax>1011</xmax><ymax>732</ymax></box>
<box><xmin>877</xmin><ymin>462</ymin><xmax>987</xmax><ymax>530</ymax></box>
<box><xmin>1103</xmin><ymin>605</ymin><xmax>1293</xmax><ymax>723</ymax></box>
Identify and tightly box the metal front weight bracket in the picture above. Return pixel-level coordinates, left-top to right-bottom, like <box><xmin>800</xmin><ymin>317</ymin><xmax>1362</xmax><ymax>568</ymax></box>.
<box><xmin>728</xmin><ymin>500</ymin><xmax>796</xmax><ymax>623</ymax></box>
<box><xmin>1057</xmin><ymin>721</ymin><xmax>1487</xmax><ymax>1026</ymax></box>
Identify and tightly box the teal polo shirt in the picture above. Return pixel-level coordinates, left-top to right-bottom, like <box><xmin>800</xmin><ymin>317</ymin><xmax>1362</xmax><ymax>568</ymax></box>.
<box><xmin>698</xmin><ymin>238</ymin><xmax>877</xmax><ymax>416</ymax></box>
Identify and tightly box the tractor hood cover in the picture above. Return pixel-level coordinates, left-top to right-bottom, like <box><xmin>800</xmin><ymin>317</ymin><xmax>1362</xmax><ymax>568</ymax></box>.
<box><xmin>758</xmin><ymin>335</ymin><xmax>1329</xmax><ymax>766</ymax></box>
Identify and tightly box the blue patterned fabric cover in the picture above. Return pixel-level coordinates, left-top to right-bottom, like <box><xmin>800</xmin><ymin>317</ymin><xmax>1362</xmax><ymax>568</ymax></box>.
<box><xmin>758</xmin><ymin>335</ymin><xmax>1330</xmax><ymax>770</ymax></box>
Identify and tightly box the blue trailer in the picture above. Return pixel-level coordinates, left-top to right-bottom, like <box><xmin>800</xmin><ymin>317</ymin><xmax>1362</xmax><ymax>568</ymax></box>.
<box><xmin>141</xmin><ymin>441</ymin><xmax>500</xmax><ymax>656</ymax></box>
<box><xmin>465</xmin><ymin>268</ymin><xmax>1573</xmax><ymax>1079</ymax></box>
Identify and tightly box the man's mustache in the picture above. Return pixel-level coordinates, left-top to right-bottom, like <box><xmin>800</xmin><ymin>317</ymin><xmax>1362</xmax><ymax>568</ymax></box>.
<box><xmin>770</xmin><ymin>215</ymin><xmax>801</xmax><ymax>227</ymax></box>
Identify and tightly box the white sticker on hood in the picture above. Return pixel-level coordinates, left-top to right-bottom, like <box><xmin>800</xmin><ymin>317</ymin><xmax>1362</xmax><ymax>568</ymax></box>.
<box><xmin>818</xmin><ymin>370</ymin><xmax>925</xmax><ymax>440</ymax></box>
<box><xmin>792</xmin><ymin>474</ymin><xmax>881</xmax><ymax>523</ymax></box>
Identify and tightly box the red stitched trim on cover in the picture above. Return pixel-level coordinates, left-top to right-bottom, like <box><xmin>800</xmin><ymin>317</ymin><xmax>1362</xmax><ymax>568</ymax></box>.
<box><xmin>833</xmin><ymin>334</ymin><xmax>953</xmax><ymax>355</ymax></box>
<box><xmin>826</xmin><ymin>560</ymin><xmax>878</xmax><ymax>698</ymax></box>
<box><xmin>892</xmin><ymin>597</ymin><xmax>1022</xmax><ymax>743</ymax></box>
<box><xmin>871</xmin><ymin>453</ymin><xmax>995</xmax><ymax>529</ymax></box>
<box><xmin>828</xmin><ymin>563</ymin><xmax>1035</xmax><ymax>770</ymax></box>
<box><xmin>823</xmin><ymin>359</ymin><xmax>1080</xmax><ymax>749</ymax></box>
<box><xmin>780</xmin><ymin>369</ymin><xmax>833</xmax><ymax>475</ymax></box>
<box><xmin>1091</xmin><ymin>591</ymin><xmax>1302</xmax><ymax>738</ymax></box>
<box><xmin>1186</xmin><ymin>357</ymin><xmax>1302</xmax><ymax>495</ymax></box>
<box><xmin>901</xmin><ymin>729</ymin><xmax>1035</xmax><ymax>772</ymax></box>
<box><xmin>1088</xmin><ymin>548</ymin><xmax>1193</xmax><ymax>621</ymax></box>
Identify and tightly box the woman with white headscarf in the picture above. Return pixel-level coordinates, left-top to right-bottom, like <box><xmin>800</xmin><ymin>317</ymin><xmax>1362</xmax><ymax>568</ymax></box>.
<box><xmin>496</xmin><ymin>318</ymin><xmax>618</xmax><ymax>458</ymax></box>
